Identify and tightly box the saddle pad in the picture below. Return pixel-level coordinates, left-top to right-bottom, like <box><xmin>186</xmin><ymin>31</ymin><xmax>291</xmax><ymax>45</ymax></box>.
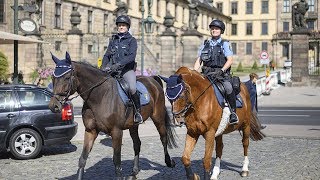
<box><xmin>116</xmin><ymin>81</ymin><xmax>150</xmax><ymax>106</ymax></box>
<box><xmin>213</xmin><ymin>84</ymin><xmax>243</xmax><ymax>108</ymax></box>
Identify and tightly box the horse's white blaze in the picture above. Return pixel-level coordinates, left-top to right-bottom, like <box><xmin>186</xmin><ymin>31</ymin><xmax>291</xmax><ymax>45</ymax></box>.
<box><xmin>210</xmin><ymin>157</ymin><xmax>221</xmax><ymax>180</ymax></box>
<box><xmin>242</xmin><ymin>156</ymin><xmax>249</xmax><ymax>172</ymax></box>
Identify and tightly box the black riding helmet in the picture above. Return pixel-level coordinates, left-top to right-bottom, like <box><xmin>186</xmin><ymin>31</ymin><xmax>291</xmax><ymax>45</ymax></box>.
<box><xmin>209</xmin><ymin>19</ymin><xmax>225</xmax><ymax>34</ymax></box>
<box><xmin>116</xmin><ymin>15</ymin><xmax>131</xmax><ymax>28</ymax></box>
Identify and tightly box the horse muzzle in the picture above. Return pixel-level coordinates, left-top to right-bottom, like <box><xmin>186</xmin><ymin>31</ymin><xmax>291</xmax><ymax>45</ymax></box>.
<box><xmin>49</xmin><ymin>97</ymin><xmax>62</xmax><ymax>113</ymax></box>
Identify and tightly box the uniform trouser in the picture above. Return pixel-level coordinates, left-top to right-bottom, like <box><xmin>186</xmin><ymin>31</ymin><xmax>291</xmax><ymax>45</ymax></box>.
<box><xmin>221</xmin><ymin>79</ymin><xmax>233</xmax><ymax>95</ymax></box>
<box><xmin>123</xmin><ymin>70</ymin><xmax>136</xmax><ymax>94</ymax></box>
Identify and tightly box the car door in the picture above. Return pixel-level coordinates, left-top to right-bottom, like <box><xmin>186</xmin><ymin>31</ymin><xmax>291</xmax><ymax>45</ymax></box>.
<box><xmin>0</xmin><ymin>90</ymin><xmax>20</xmax><ymax>148</ymax></box>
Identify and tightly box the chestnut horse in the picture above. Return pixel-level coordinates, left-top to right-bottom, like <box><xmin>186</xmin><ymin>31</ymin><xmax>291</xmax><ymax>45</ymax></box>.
<box><xmin>48</xmin><ymin>52</ymin><xmax>177</xmax><ymax>179</ymax></box>
<box><xmin>160</xmin><ymin>67</ymin><xmax>264</xmax><ymax>180</ymax></box>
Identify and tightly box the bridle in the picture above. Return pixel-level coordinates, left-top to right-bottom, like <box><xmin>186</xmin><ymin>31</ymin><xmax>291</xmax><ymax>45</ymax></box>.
<box><xmin>170</xmin><ymin>76</ymin><xmax>217</xmax><ymax>118</ymax></box>
<box><xmin>53</xmin><ymin>66</ymin><xmax>111</xmax><ymax>106</ymax></box>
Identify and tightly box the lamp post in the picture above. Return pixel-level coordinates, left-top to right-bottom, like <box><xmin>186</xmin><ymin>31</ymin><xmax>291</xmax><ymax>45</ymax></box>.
<box><xmin>140</xmin><ymin>0</ymin><xmax>155</xmax><ymax>75</ymax></box>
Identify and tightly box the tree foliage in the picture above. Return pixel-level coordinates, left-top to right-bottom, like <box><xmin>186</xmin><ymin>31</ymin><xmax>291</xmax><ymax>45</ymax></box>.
<box><xmin>0</xmin><ymin>51</ymin><xmax>9</xmax><ymax>83</ymax></box>
<box><xmin>236</xmin><ymin>61</ymin><xmax>243</xmax><ymax>72</ymax></box>
<box><xmin>251</xmin><ymin>61</ymin><xmax>259</xmax><ymax>70</ymax></box>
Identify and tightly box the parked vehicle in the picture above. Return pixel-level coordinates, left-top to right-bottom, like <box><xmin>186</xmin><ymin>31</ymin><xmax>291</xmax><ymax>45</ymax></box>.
<box><xmin>0</xmin><ymin>84</ymin><xmax>77</xmax><ymax>159</ymax></box>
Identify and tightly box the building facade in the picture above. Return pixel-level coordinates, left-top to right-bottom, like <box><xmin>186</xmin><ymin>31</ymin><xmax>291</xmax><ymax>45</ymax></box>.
<box><xmin>214</xmin><ymin>0</ymin><xmax>277</xmax><ymax>67</ymax></box>
<box><xmin>0</xmin><ymin>0</ymin><xmax>231</xmax><ymax>82</ymax></box>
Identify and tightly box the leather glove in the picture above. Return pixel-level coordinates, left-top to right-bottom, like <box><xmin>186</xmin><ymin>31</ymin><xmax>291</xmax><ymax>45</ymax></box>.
<box><xmin>212</xmin><ymin>69</ymin><xmax>224</xmax><ymax>77</ymax></box>
<box><xmin>110</xmin><ymin>63</ymin><xmax>122</xmax><ymax>72</ymax></box>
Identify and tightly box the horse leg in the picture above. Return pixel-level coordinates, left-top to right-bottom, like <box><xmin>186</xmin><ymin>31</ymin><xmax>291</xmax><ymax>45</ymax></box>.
<box><xmin>129</xmin><ymin>126</ymin><xmax>141</xmax><ymax>176</ymax></box>
<box><xmin>211</xmin><ymin>135</ymin><xmax>223</xmax><ymax>180</ymax></box>
<box><xmin>77</xmin><ymin>129</ymin><xmax>98</xmax><ymax>180</ymax></box>
<box><xmin>241</xmin><ymin>124</ymin><xmax>251</xmax><ymax>177</ymax></box>
<box><xmin>112</xmin><ymin>129</ymin><xmax>124</xmax><ymax>178</ymax></box>
<box><xmin>182</xmin><ymin>133</ymin><xmax>200</xmax><ymax>180</ymax></box>
<box><xmin>203</xmin><ymin>130</ymin><xmax>216</xmax><ymax>180</ymax></box>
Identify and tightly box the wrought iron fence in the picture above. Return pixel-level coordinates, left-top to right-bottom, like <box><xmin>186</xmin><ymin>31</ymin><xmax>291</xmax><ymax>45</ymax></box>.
<box><xmin>309</xmin><ymin>56</ymin><xmax>320</xmax><ymax>75</ymax></box>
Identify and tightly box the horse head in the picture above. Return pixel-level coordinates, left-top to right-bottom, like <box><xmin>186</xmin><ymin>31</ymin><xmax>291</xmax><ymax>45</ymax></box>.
<box><xmin>159</xmin><ymin>74</ymin><xmax>192</xmax><ymax>126</ymax></box>
<box><xmin>49</xmin><ymin>52</ymin><xmax>78</xmax><ymax>112</ymax></box>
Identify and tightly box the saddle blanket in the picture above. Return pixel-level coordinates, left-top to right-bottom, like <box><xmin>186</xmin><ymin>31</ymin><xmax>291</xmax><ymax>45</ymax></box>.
<box><xmin>213</xmin><ymin>84</ymin><xmax>243</xmax><ymax>108</ymax></box>
<box><xmin>116</xmin><ymin>81</ymin><xmax>150</xmax><ymax>106</ymax></box>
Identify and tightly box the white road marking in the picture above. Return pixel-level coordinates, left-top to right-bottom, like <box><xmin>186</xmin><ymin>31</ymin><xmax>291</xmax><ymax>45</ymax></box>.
<box><xmin>259</xmin><ymin>109</ymin><xmax>320</xmax><ymax>112</ymax></box>
<box><xmin>258</xmin><ymin>114</ymin><xmax>310</xmax><ymax>117</ymax></box>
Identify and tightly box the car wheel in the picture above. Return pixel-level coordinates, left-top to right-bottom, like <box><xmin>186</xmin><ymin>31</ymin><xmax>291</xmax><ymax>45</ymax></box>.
<box><xmin>9</xmin><ymin>128</ymin><xmax>42</xmax><ymax>160</ymax></box>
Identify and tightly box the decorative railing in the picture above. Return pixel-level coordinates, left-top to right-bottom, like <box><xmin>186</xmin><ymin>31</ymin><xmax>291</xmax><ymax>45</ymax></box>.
<box><xmin>272</xmin><ymin>30</ymin><xmax>320</xmax><ymax>40</ymax></box>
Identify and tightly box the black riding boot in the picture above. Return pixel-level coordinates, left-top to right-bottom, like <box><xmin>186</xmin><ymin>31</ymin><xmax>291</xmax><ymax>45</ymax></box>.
<box><xmin>132</xmin><ymin>92</ymin><xmax>143</xmax><ymax>124</ymax></box>
<box><xmin>226</xmin><ymin>90</ymin><xmax>239</xmax><ymax>124</ymax></box>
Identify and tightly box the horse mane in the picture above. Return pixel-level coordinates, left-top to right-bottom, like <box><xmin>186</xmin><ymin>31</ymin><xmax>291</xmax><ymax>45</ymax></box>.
<box><xmin>176</xmin><ymin>67</ymin><xmax>208</xmax><ymax>86</ymax></box>
<box><xmin>72</xmin><ymin>61</ymin><xmax>106</xmax><ymax>77</ymax></box>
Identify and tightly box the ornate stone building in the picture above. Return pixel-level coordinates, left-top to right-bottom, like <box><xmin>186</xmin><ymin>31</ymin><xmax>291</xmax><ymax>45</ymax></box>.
<box><xmin>0</xmin><ymin>0</ymin><xmax>231</xmax><ymax>81</ymax></box>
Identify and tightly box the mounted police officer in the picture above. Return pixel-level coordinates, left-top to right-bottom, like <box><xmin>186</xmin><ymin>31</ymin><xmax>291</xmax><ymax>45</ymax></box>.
<box><xmin>101</xmin><ymin>15</ymin><xmax>143</xmax><ymax>124</ymax></box>
<box><xmin>194</xmin><ymin>19</ymin><xmax>238</xmax><ymax>124</ymax></box>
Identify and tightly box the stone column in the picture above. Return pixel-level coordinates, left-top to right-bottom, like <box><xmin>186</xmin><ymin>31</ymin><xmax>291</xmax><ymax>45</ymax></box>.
<box><xmin>181</xmin><ymin>33</ymin><xmax>202</xmax><ymax>68</ymax></box>
<box><xmin>160</xmin><ymin>35</ymin><xmax>176</xmax><ymax>75</ymax></box>
<box><xmin>67</xmin><ymin>4</ymin><xmax>83</xmax><ymax>61</ymax></box>
<box><xmin>289</xmin><ymin>30</ymin><xmax>310</xmax><ymax>86</ymax></box>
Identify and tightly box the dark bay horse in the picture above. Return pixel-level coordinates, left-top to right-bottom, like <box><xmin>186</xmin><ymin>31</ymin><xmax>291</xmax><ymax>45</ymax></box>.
<box><xmin>160</xmin><ymin>67</ymin><xmax>264</xmax><ymax>180</ymax></box>
<box><xmin>48</xmin><ymin>52</ymin><xmax>177</xmax><ymax>179</ymax></box>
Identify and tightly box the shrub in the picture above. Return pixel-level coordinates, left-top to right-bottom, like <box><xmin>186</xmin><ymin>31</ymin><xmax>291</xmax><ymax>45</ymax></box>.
<box><xmin>236</xmin><ymin>62</ymin><xmax>243</xmax><ymax>72</ymax></box>
<box><xmin>251</xmin><ymin>61</ymin><xmax>258</xmax><ymax>70</ymax></box>
<box><xmin>0</xmin><ymin>51</ymin><xmax>9</xmax><ymax>84</ymax></box>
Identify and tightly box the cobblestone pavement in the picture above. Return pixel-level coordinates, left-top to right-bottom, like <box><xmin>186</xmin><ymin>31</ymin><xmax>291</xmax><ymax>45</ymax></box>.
<box><xmin>0</xmin><ymin>133</ymin><xmax>319</xmax><ymax>180</ymax></box>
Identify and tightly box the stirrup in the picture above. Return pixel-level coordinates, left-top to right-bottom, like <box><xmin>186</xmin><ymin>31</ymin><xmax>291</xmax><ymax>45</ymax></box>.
<box><xmin>134</xmin><ymin>112</ymin><xmax>143</xmax><ymax>124</ymax></box>
<box><xmin>229</xmin><ymin>113</ymin><xmax>239</xmax><ymax>125</ymax></box>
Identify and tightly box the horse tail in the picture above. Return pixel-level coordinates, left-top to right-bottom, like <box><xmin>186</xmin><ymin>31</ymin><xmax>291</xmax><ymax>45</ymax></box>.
<box><xmin>165</xmin><ymin>108</ymin><xmax>179</xmax><ymax>149</ymax></box>
<box><xmin>249</xmin><ymin>112</ymin><xmax>266</xmax><ymax>141</ymax></box>
<box><xmin>152</xmin><ymin>75</ymin><xmax>163</xmax><ymax>88</ymax></box>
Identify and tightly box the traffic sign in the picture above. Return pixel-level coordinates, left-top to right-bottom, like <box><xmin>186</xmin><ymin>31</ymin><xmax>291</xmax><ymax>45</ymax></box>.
<box><xmin>260</xmin><ymin>51</ymin><xmax>270</xmax><ymax>64</ymax></box>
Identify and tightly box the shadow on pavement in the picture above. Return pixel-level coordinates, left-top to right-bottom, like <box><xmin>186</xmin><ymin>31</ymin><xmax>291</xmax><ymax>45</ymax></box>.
<box><xmin>58</xmin><ymin>156</ymin><xmax>243</xmax><ymax>179</ymax></box>
<box><xmin>41</xmin><ymin>143</ymin><xmax>77</xmax><ymax>156</ymax></box>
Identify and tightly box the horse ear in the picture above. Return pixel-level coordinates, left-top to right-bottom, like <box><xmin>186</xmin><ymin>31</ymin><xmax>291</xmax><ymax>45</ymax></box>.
<box><xmin>65</xmin><ymin>52</ymin><xmax>72</xmax><ymax>64</ymax></box>
<box><xmin>51</xmin><ymin>52</ymin><xmax>59</xmax><ymax>65</ymax></box>
<box><xmin>158</xmin><ymin>75</ymin><xmax>169</xmax><ymax>83</ymax></box>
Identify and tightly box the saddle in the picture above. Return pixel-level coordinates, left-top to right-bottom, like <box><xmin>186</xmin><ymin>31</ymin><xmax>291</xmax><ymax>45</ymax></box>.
<box><xmin>116</xmin><ymin>78</ymin><xmax>150</xmax><ymax>106</ymax></box>
<box><xmin>206</xmin><ymin>76</ymin><xmax>243</xmax><ymax>108</ymax></box>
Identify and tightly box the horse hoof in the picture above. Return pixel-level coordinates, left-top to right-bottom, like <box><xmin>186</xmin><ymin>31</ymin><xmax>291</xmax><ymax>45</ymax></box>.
<box><xmin>193</xmin><ymin>173</ymin><xmax>200</xmax><ymax>180</ymax></box>
<box><xmin>131</xmin><ymin>168</ymin><xmax>140</xmax><ymax>176</ymax></box>
<box><xmin>77</xmin><ymin>168</ymin><xmax>84</xmax><ymax>180</ymax></box>
<box><xmin>241</xmin><ymin>171</ymin><xmax>249</xmax><ymax>177</ymax></box>
<box><xmin>127</xmin><ymin>175</ymin><xmax>137</xmax><ymax>180</ymax></box>
<box><xmin>170</xmin><ymin>159</ymin><xmax>176</xmax><ymax>168</ymax></box>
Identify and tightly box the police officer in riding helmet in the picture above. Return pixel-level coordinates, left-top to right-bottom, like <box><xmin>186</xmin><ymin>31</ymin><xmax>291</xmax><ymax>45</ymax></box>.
<box><xmin>194</xmin><ymin>19</ymin><xmax>238</xmax><ymax>124</ymax></box>
<box><xmin>102</xmin><ymin>15</ymin><xmax>143</xmax><ymax>124</ymax></box>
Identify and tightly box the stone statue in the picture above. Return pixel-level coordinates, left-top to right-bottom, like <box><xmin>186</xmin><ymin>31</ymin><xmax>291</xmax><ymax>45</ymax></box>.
<box><xmin>292</xmin><ymin>0</ymin><xmax>309</xmax><ymax>30</ymax></box>
<box><xmin>114</xmin><ymin>0</ymin><xmax>128</xmax><ymax>17</ymax></box>
<box><xmin>147</xmin><ymin>0</ymin><xmax>153</xmax><ymax>15</ymax></box>
<box><xmin>188</xmin><ymin>0</ymin><xmax>200</xmax><ymax>30</ymax></box>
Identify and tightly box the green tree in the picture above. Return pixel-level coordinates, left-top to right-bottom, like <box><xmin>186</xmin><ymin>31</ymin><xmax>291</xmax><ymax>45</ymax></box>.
<box><xmin>236</xmin><ymin>62</ymin><xmax>243</xmax><ymax>72</ymax></box>
<box><xmin>251</xmin><ymin>61</ymin><xmax>258</xmax><ymax>70</ymax></box>
<box><xmin>0</xmin><ymin>51</ymin><xmax>9</xmax><ymax>83</ymax></box>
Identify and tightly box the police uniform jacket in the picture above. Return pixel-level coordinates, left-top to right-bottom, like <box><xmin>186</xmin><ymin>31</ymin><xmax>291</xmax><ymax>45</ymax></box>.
<box><xmin>102</xmin><ymin>32</ymin><xmax>137</xmax><ymax>75</ymax></box>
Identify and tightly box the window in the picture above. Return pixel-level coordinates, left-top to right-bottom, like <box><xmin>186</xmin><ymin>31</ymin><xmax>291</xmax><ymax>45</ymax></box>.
<box><xmin>246</xmin><ymin>23</ymin><xmax>253</xmax><ymax>35</ymax></box>
<box><xmin>54</xmin><ymin>3</ymin><xmax>61</xmax><ymax>28</ymax></box>
<box><xmin>88</xmin><ymin>45</ymin><xmax>93</xmax><ymax>53</ymax></box>
<box><xmin>246</xmin><ymin>2</ymin><xmax>253</xmax><ymax>14</ymax></box>
<box><xmin>88</xmin><ymin>10</ymin><xmax>92</xmax><ymax>33</ymax></box>
<box><xmin>104</xmin><ymin>14</ymin><xmax>108</xmax><ymax>34</ymax></box>
<box><xmin>0</xmin><ymin>91</ymin><xmax>16</xmax><ymax>113</ymax></box>
<box><xmin>231</xmin><ymin>24</ymin><xmax>237</xmax><ymax>35</ymax></box>
<box><xmin>17</xmin><ymin>90</ymin><xmax>51</xmax><ymax>109</ymax></box>
<box><xmin>307</xmin><ymin>20</ymin><xmax>315</xmax><ymax>30</ymax></box>
<box><xmin>55</xmin><ymin>41</ymin><xmax>61</xmax><ymax>51</ymax></box>
<box><xmin>308</xmin><ymin>0</ymin><xmax>315</xmax><ymax>12</ymax></box>
<box><xmin>261</xmin><ymin>0</ymin><xmax>269</xmax><ymax>14</ymax></box>
<box><xmin>283</xmin><ymin>21</ymin><xmax>289</xmax><ymax>32</ymax></box>
<box><xmin>262</xmin><ymin>42</ymin><xmax>268</xmax><ymax>51</ymax></box>
<box><xmin>217</xmin><ymin>2</ymin><xmax>223</xmax><ymax>13</ymax></box>
<box><xmin>231</xmin><ymin>43</ymin><xmax>237</xmax><ymax>55</ymax></box>
<box><xmin>231</xmin><ymin>2</ymin><xmax>238</xmax><ymax>14</ymax></box>
<box><xmin>261</xmin><ymin>22</ymin><xmax>268</xmax><ymax>35</ymax></box>
<box><xmin>246</xmin><ymin>42</ymin><xmax>252</xmax><ymax>55</ymax></box>
<box><xmin>283</xmin><ymin>0</ymin><xmax>290</xmax><ymax>12</ymax></box>
<box><xmin>282</xmin><ymin>44</ymin><xmax>289</xmax><ymax>57</ymax></box>
<box><xmin>0</xmin><ymin>0</ymin><xmax>5</xmax><ymax>23</ymax></box>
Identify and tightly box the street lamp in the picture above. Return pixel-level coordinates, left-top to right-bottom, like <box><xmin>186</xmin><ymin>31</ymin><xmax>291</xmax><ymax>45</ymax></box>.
<box><xmin>140</xmin><ymin>0</ymin><xmax>155</xmax><ymax>75</ymax></box>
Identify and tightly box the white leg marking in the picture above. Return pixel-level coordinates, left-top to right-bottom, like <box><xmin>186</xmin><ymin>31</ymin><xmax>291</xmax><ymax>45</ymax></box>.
<box><xmin>242</xmin><ymin>156</ymin><xmax>249</xmax><ymax>172</ymax></box>
<box><xmin>210</xmin><ymin>157</ymin><xmax>221</xmax><ymax>180</ymax></box>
